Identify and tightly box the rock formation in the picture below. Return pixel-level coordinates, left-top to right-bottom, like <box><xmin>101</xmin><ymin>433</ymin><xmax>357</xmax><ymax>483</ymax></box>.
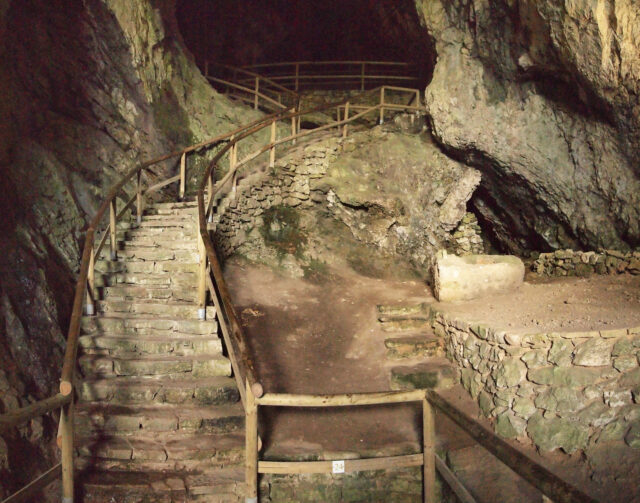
<box><xmin>0</xmin><ymin>0</ymin><xmax>260</xmax><ymax>496</ymax></box>
<box><xmin>415</xmin><ymin>0</ymin><xmax>640</xmax><ymax>254</ymax></box>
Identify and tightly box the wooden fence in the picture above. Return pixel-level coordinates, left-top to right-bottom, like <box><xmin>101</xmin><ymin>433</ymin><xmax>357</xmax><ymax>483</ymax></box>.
<box><xmin>0</xmin><ymin>67</ymin><xmax>598</xmax><ymax>503</ymax></box>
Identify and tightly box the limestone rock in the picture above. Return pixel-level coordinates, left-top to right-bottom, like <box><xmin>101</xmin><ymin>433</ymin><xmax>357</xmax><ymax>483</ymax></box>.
<box><xmin>432</xmin><ymin>252</ymin><xmax>524</xmax><ymax>302</ymax></box>
<box><xmin>573</xmin><ymin>338</ymin><xmax>613</xmax><ymax>367</ymax></box>
<box><xmin>527</xmin><ymin>413</ymin><xmax>589</xmax><ymax>453</ymax></box>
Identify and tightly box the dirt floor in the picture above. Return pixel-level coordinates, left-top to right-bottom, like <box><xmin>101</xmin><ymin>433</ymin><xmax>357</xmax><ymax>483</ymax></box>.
<box><xmin>436</xmin><ymin>273</ymin><xmax>640</xmax><ymax>334</ymax></box>
<box><xmin>223</xmin><ymin>258</ymin><xmax>639</xmax><ymax>501</ymax></box>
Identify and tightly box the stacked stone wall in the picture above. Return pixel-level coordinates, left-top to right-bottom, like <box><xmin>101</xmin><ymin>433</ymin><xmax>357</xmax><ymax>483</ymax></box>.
<box><xmin>532</xmin><ymin>249</ymin><xmax>640</xmax><ymax>277</ymax></box>
<box><xmin>432</xmin><ymin>308</ymin><xmax>640</xmax><ymax>453</ymax></box>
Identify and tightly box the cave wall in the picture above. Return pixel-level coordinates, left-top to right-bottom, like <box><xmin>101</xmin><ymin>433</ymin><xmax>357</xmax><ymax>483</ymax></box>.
<box><xmin>414</xmin><ymin>0</ymin><xmax>640</xmax><ymax>253</ymax></box>
<box><xmin>0</xmin><ymin>0</ymin><xmax>261</xmax><ymax>496</ymax></box>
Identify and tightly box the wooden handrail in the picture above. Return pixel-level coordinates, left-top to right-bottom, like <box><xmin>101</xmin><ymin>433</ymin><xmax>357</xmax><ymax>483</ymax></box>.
<box><xmin>207</xmin><ymin>62</ymin><xmax>298</xmax><ymax>98</ymax></box>
<box><xmin>426</xmin><ymin>390</ymin><xmax>598</xmax><ymax>503</ymax></box>
<box><xmin>0</xmin><ymin>394</ymin><xmax>71</xmax><ymax>433</ymax></box>
<box><xmin>1</xmin><ymin>463</ymin><xmax>62</xmax><ymax>503</ymax></box>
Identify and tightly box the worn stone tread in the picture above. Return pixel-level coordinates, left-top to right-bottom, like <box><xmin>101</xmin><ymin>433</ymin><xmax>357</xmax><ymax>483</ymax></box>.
<box><xmin>390</xmin><ymin>358</ymin><xmax>459</xmax><ymax>391</ymax></box>
<box><xmin>78</xmin><ymin>334</ymin><xmax>222</xmax><ymax>355</ymax></box>
<box><xmin>79</xmin><ymin>375</ymin><xmax>240</xmax><ymax>405</ymax></box>
<box><xmin>82</xmin><ymin>315</ymin><xmax>218</xmax><ymax>336</ymax></box>
<box><xmin>77</xmin><ymin>432</ymin><xmax>245</xmax><ymax>461</ymax></box>
<box><xmin>79</xmin><ymin>352</ymin><xmax>232</xmax><ymax>377</ymax></box>
<box><xmin>75</xmin><ymin>402</ymin><xmax>245</xmax><ymax>434</ymax></box>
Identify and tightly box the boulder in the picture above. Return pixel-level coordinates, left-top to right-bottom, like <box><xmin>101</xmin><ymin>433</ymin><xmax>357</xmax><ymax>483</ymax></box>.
<box><xmin>432</xmin><ymin>251</ymin><xmax>524</xmax><ymax>302</ymax></box>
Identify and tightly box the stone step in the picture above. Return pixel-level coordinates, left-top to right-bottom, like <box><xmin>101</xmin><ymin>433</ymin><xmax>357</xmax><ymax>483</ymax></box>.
<box><xmin>78</xmin><ymin>353</ymin><xmax>231</xmax><ymax>378</ymax></box>
<box><xmin>95</xmin><ymin>259</ymin><xmax>199</xmax><ymax>275</ymax></box>
<box><xmin>144</xmin><ymin>205</ymin><xmax>198</xmax><ymax>215</ymax></box>
<box><xmin>75</xmin><ymin>403</ymin><xmax>244</xmax><ymax>436</ymax></box>
<box><xmin>117</xmin><ymin>239</ymin><xmax>196</xmax><ymax>251</ymax></box>
<box><xmin>142</xmin><ymin>213</ymin><xmax>195</xmax><ymax>222</ymax></box>
<box><xmin>80</xmin><ymin>468</ymin><xmax>244</xmax><ymax>503</ymax></box>
<box><xmin>96</xmin><ymin>272</ymin><xmax>197</xmax><ymax>288</ymax></box>
<box><xmin>390</xmin><ymin>358</ymin><xmax>459</xmax><ymax>391</ymax></box>
<box><xmin>79</xmin><ymin>376</ymin><xmax>239</xmax><ymax>405</ymax></box>
<box><xmin>82</xmin><ymin>316</ymin><xmax>218</xmax><ymax>336</ymax></box>
<box><xmin>76</xmin><ymin>432</ymin><xmax>245</xmax><ymax>470</ymax></box>
<box><xmin>100</xmin><ymin>284</ymin><xmax>197</xmax><ymax>303</ymax></box>
<box><xmin>384</xmin><ymin>334</ymin><xmax>444</xmax><ymax>359</ymax></box>
<box><xmin>115</xmin><ymin>227</ymin><xmax>194</xmax><ymax>239</ymax></box>
<box><xmin>151</xmin><ymin>201</ymin><xmax>198</xmax><ymax>209</ymax></box>
<box><xmin>78</xmin><ymin>334</ymin><xmax>222</xmax><ymax>356</ymax></box>
<box><xmin>95</xmin><ymin>301</ymin><xmax>215</xmax><ymax>319</ymax></box>
<box><xmin>379</xmin><ymin>315</ymin><xmax>432</xmax><ymax>332</ymax></box>
<box><xmin>103</xmin><ymin>247</ymin><xmax>199</xmax><ymax>262</ymax></box>
<box><xmin>376</xmin><ymin>302</ymin><xmax>429</xmax><ymax>317</ymax></box>
<box><xmin>137</xmin><ymin>219</ymin><xmax>196</xmax><ymax>229</ymax></box>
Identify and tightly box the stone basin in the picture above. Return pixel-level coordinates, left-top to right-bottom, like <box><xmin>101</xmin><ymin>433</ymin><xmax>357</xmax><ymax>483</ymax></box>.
<box><xmin>432</xmin><ymin>252</ymin><xmax>525</xmax><ymax>302</ymax></box>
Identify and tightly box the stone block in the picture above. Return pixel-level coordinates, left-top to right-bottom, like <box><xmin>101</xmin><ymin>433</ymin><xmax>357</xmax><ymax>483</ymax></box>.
<box><xmin>548</xmin><ymin>339</ymin><xmax>573</xmax><ymax>367</ymax></box>
<box><xmin>527</xmin><ymin>413</ymin><xmax>589</xmax><ymax>453</ymax></box>
<box><xmin>432</xmin><ymin>252</ymin><xmax>524</xmax><ymax>302</ymax></box>
<box><xmin>573</xmin><ymin>338</ymin><xmax>613</xmax><ymax>366</ymax></box>
<box><xmin>495</xmin><ymin>411</ymin><xmax>527</xmax><ymax>439</ymax></box>
<box><xmin>493</xmin><ymin>358</ymin><xmax>527</xmax><ymax>388</ymax></box>
<box><xmin>528</xmin><ymin>366</ymin><xmax>602</xmax><ymax>387</ymax></box>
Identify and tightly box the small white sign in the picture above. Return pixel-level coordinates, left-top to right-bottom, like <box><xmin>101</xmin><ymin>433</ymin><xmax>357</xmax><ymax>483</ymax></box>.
<box><xmin>332</xmin><ymin>460</ymin><xmax>345</xmax><ymax>474</ymax></box>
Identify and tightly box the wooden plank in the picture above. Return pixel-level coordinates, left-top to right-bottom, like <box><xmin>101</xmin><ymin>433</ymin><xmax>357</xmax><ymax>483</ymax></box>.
<box><xmin>426</xmin><ymin>390</ymin><xmax>598</xmax><ymax>503</ymax></box>
<box><xmin>256</xmin><ymin>389</ymin><xmax>425</xmax><ymax>407</ymax></box>
<box><xmin>245</xmin><ymin>380</ymin><xmax>258</xmax><ymax>499</ymax></box>
<box><xmin>1</xmin><ymin>463</ymin><xmax>61</xmax><ymax>503</ymax></box>
<box><xmin>259</xmin><ymin>454</ymin><xmax>423</xmax><ymax>475</ymax></box>
<box><xmin>0</xmin><ymin>394</ymin><xmax>71</xmax><ymax>432</ymax></box>
<box><xmin>423</xmin><ymin>399</ymin><xmax>436</xmax><ymax>503</ymax></box>
<box><xmin>434</xmin><ymin>455</ymin><xmax>477</xmax><ymax>503</ymax></box>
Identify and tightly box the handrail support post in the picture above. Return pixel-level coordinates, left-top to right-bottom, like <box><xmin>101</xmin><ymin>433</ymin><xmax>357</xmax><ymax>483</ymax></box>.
<box><xmin>109</xmin><ymin>200</ymin><xmax>117</xmax><ymax>261</ymax></box>
<box><xmin>60</xmin><ymin>399</ymin><xmax>74</xmax><ymax>503</ymax></box>
<box><xmin>197</xmin><ymin>233</ymin><xmax>207</xmax><ymax>320</ymax></box>
<box><xmin>379</xmin><ymin>87</ymin><xmax>385</xmax><ymax>125</ymax></box>
<box><xmin>342</xmin><ymin>102</ymin><xmax>350</xmax><ymax>138</ymax></box>
<box><xmin>136</xmin><ymin>170</ymin><xmax>143</xmax><ymax>225</ymax></box>
<box><xmin>254</xmin><ymin>77</ymin><xmax>259</xmax><ymax>110</ymax></box>
<box><xmin>423</xmin><ymin>396</ymin><xmax>436</xmax><ymax>503</ymax></box>
<box><xmin>179</xmin><ymin>152</ymin><xmax>186</xmax><ymax>200</ymax></box>
<box><xmin>269</xmin><ymin>119</ymin><xmax>277</xmax><ymax>168</ymax></box>
<box><xmin>85</xmin><ymin>245</ymin><xmax>95</xmax><ymax>316</ymax></box>
<box><xmin>246</xmin><ymin>380</ymin><xmax>259</xmax><ymax>503</ymax></box>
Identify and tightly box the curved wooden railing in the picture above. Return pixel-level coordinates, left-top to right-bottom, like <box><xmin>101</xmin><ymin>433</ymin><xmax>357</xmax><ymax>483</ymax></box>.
<box><xmin>241</xmin><ymin>60</ymin><xmax>418</xmax><ymax>91</ymax></box>
<box><xmin>193</xmin><ymin>87</ymin><xmax>598</xmax><ymax>503</ymax></box>
<box><xmin>0</xmin><ymin>65</ymin><xmax>597</xmax><ymax>503</ymax></box>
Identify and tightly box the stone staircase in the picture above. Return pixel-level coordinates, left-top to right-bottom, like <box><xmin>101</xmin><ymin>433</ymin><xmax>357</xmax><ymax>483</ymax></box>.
<box><xmin>76</xmin><ymin>201</ymin><xmax>245</xmax><ymax>503</ymax></box>
<box><xmin>377</xmin><ymin>303</ymin><xmax>458</xmax><ymax>391</ymax></box>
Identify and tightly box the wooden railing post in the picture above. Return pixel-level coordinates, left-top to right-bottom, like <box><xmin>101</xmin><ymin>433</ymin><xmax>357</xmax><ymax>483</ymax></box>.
<box><xmin>60</xmin><ymin>399</ymin><xmax>74</xmax><ymax>503</ymax></box>
<box><xmin>423</xmin><ymin>396</ymin><xmax>436</xmax><ymax>503</ymax></box>
<box><xmin>379</xmin><ymin>87</ymin><xmax>385</xmax><ymax>125</ymax></box>
<box><xmin>197</xmin><ymin>233</ymin><xmax>207</xmax><ymax>320</ymax></box>
<box><xmin>415</xmin><ymin>89</ymin><xmax>421</xmax><ymax>108</ymax></box>
<box><xmin>269</xmin><ymin>119</ymin><xmax>276</xmax><ymax>168</ymax></box>
<box><xmin>204</xmin><ymin>61</ymin><xmax>209</xmax><ymax>77</ymax></box>
<box><xmin>136</xmin><ymin>170</ymin><xmax>143</xmax><ymax>225</ymax></box>
<box><xmin>361</xmin><ymin>62</ymin><xmax>365</xmax><ymax>91</ymax></box>
<box><xmin>245</xmin><ymin>380</ymin><xmax>259</xmax><ymax>503</ymax></box>
<box><xmin>179</xmin><ymin>152</ymin><xmax>186</xmax><ymax>200</ymax></box>
<box><xmin>342</xmin><ymin>102</ymin><xmax>350</xmax><ymax>138</ymax></box>
<box><xmin>207</xmin><ymin>173</ymin><xmax>214</xmax><ymax>223</ymax></box>
<box><xmin>254</xmin><ymin>77</ymin><xmax>260</xmax><ymax>110</ymax></box>
<box><xmin>85</xmin><ymin>246</ymin><xmax>95</xmax><ymax>316</ymax></box>
<box><xmin>290</xmin><ymin>109</ymin><xmax>297</xmax><ymax>145</ymax></box>
<box><xmin>294</xmin><ymin>63</ymin><xmax>300</xmax><ymax>91</ymax></box>
<box><xmin>109</xmin><ymin>199</ymin><xmax>117</xmax><ymax>261</ymax></box>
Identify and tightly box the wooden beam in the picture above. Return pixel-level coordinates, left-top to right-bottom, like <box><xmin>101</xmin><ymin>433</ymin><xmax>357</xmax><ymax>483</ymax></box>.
<box><xmin>426</xmin><ymin>390</ymin><xmax>598</xmax><ymax>503</ymax></box>
<box><xmin>259</xmin><ymin>453</ymin><xmax>423</xmax><ymax>475</ymax></box>
<box><xmin>423</xmin><ymin>399</ymin><xmax>436</xmax><ymax>503</ymax></box>
<box><xmin>60</xmin><ymin>400</ymin><xmax>74</xmax><ymax>502</ymax></box>
<box><xmin>245</xmin><ymin>381</ymin><xmax>259</xmax><ymax>500</ymax></box>
<box><xmin>256</xmin><ymin>390</ymin><xmax>425</xmax><ymax>407</ymax></box>
<box><xmin>0</xmin><ymin>394</ymin><xmax>71</xmax><ymax>433</ymax></box>
<box><xmin>434</xmin><ymin>455</ymin><xmax>477</xmax><ymax>503</ymax></box>
<box><xmin>179</xmin><ymin>152</ymin><xmax>186</xmax><ymax>200</ymax></box>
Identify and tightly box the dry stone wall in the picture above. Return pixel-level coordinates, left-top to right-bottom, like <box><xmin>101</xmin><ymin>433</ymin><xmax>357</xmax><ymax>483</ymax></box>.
<box><xmin>432</xmin><ymin>309</ymin><xmax>640</xmax><ymax>453</ymax></box>
<box><xmin>212</xmin><ymin>124</ymin><xmax>485</xmax><ymax>279</ymax></box>
<box><xmin>532</xmin><ymin>249</ymin><xmax>640</xmax><ymax>277</ymax></box>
